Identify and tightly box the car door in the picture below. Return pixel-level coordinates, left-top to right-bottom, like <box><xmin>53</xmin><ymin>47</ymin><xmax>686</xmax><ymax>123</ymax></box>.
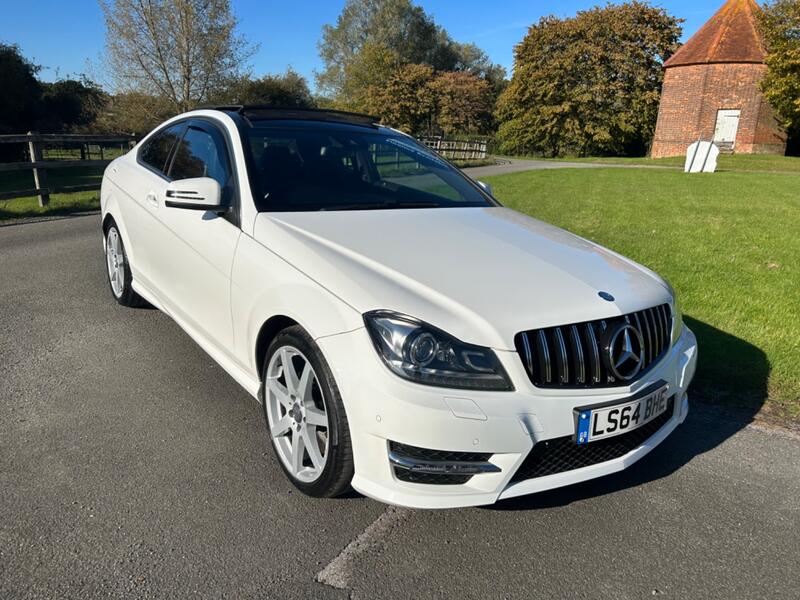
<box><xmin>150</xmin><ymin>119</ymin><xmax>241</xmax><ymax>351</ymax></box>
<box><xmin>120</xmin><ymin>122</ymin><xmax>185</xmax><ymax>288</ymax></box>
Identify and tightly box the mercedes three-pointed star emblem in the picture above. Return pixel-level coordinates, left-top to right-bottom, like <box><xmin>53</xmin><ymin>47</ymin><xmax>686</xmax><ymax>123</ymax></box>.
<box><xmin>606</xmin><ymin>323</ymin><xmax>645</xmax><ymax>380</ymax></box>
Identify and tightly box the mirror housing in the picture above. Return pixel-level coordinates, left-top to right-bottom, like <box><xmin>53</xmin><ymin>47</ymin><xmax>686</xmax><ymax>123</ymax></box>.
<box><xmin>476</xmin><ymin>180</ymin><xmax>493</xmax><ymax>196</ymax></box>
<box><xmin>165</xmin><ymin>177</ymin><xmax>225</xmax><ymax>211</ymax></box>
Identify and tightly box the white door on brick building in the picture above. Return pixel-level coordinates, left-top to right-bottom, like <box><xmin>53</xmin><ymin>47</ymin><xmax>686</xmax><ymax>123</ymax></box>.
<box><xmin>713</xmin><ymin>109</ymin><xmax>741</xmax><ymax>150</ymax></box>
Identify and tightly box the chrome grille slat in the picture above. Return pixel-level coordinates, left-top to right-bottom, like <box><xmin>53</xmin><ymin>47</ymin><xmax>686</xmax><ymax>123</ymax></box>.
<box><xmin>632</xmin><ymin>312</ymin><xmax>648</xmax><ymax>367</ymax></box>
<box><xmin>585</xmin><ymin>322</ymin><xmax>601</xmax><ymax>383</ymax></box>
<box><xmin>537</xmin><ymin>329</ymin><xmax>551</xmax><ymax>384</ymax></box>
<box><xmin>516</xmin><ymin>304</ymin><xmax>672</xmax><ymax>389</ymax></box>
<box><xmin>521</xmin><ymin>332</ymin><xmax>534</xmax><ymax>376</ymax></box>
<box><xmin>649</xmin><ymin>308</ymin><xmax>661</xmax><ymax>357</ymax></box>
<box><xmin>554</xmin><ymin>327</ymin><xmax>569</xmax><ymax>384</ymax></box>
<box><xmin>570</xmin><ymin>325</ymin><xmax>585</xmax><ymax>384</ymax></box>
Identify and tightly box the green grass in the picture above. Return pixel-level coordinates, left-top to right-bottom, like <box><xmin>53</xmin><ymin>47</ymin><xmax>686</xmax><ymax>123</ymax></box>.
<box><xmin>482</xmin><ymin>167</ymin><xmax>800</xmax><ymax>421</ymax></box>
<box><xmin>529</xmin><ymin>153</ymin><xmax>800</xmax><ymax>173</ymax></box>
<box><xmin>0</xmin><ymin>166</ymin><xmax>103</xmax><ymax>220</ymax></box>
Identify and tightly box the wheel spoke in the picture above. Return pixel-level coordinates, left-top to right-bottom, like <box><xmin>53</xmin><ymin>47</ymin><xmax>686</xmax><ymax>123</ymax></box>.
<box><xmin>305</xmin><ymin>406</ymin><xmax>327</xmax><ymax>427</ymax></box>
<box><xmin>267</xmin><ymin>376</ymin><xmax>292</xmax><ymax>409</ymax></box>
<box><xmin>298</xmin><ymin>362</ymin><xmax>315</xmax><ymax>402</ymax></box>
<box><xmin>281</xmin><ymin>348</ymin><xmax>300</xmax><ymax>393</ymax></box>
<box><xmin>302</xmin><ymin>428</ymin><xmax>324</xmax><ymax>470</ymax></box>
<box><xmin>270</xmin><ymin>415</ymin><xmax>292</xmax><ymax>437</ymax></box>
<box><xmin>291</xmin><ymin>430</ymin><xmax>305</xmax><ymax>474</ymax></box>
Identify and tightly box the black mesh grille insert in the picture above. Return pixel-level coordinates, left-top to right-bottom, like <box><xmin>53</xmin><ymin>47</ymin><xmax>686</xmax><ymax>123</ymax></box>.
<box><xmin>510</xmin><ymin>396</ymin><xmax>675</xmax><ymax>483</ymax></box>
<box><xmin>515</xmin><ymin>304</ymin><xmax>672</xmax><ymax>389</ymax></box>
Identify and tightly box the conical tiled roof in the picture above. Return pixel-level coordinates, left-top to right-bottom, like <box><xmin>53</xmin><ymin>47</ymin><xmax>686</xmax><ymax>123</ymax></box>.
<box><xmin>664</xmin><ymin>0</ymin><xmax>765</xmax><ymax>68</ymax></box>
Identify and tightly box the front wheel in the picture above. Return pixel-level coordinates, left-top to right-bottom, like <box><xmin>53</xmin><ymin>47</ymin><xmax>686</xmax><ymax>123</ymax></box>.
<box><xmin>262</xmin><ymin>326</ymin><xmax>354</xmax><ymax>497</ymax></box>
<box><xmin>104</xmin><ymin>222</ymin><xmax>144</xmax><ymax>307</ymax></box>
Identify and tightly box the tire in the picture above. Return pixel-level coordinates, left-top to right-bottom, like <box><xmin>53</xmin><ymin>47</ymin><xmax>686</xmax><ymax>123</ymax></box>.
<box><xmin>261</xmin><ymin>325</ymin><xmax>354</xmax><ymax>498</ymax></box>
<box><xmin>103</xmin><ymin>221</ymin><xmax>145</xmax><ymax>307</ymax></box>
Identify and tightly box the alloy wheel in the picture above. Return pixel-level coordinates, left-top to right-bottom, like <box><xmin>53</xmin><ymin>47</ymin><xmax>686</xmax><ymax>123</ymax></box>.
<box><xmin>265</xmin><ymin>346</ymin><xmax>330</xmax><ymax>483</ymax></box>
<box><xmin>105</xmin><ymin>227</ymin><xmax>125</xmax><ymax>298</ymax></box>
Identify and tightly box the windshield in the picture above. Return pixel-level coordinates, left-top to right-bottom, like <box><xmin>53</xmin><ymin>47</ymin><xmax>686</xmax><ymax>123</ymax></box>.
<box><xmin>245</xmin><ymin>126</ymin><xmax>494</xmax><ymax>212</ymax></box>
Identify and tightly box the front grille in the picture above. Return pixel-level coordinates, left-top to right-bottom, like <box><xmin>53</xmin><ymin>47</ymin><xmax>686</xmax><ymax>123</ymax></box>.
<box><xmin>515</xmin><ymin>304</ymin><xmax>672</xmax><ymax>388</ymax></box>
<box><xmin>510</xmin><ymin>396</ymin><xmax>675</xmax><ymax>483</ymax></box>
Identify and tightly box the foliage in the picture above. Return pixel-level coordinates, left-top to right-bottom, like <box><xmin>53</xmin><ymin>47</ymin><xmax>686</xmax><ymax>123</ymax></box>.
<box><xmin>39</xmin><ymin>79</ymin><xmax>108</xmax><ymax>132</ymax></box>
<box><xmin>316</xmin><ymin>0</ymin><xmax>504</xmax><ymax>110</ymax></box>
<box><xmin>92</xmin><ymin>91</ymin><xmax>174</xmax><ymax>135</ymax></box>
<box><xmin>0</xmin><ymin>43</ymin><xmax>42</xmax><ymax>135</ymax></box>
<box><xmin>363</xmin><ymin>63</ymin><xmax>437</xmax><ymax>134</ymax></box>
<box><xmin>758</xmin><ymin>0</ymin><xmax>800</xmax><ymax>137</ymax></box>
<box><xmin>496</xmin><ymin>1</ymin><xmax>681</xmax><ymax>157</ymax></box>
<box><xmin>100</xmin><ymin>0</ymin><xmax>255</xmax><ymax>113</ymax></box>
<box><xmin>215</xmin><ymin>69</ymin><xmax>316</xmax><ymax>108</ymax></box>
<box><xmin>430</xmin><ymin>71</ymin><xmax>494</xmax><ymax>134</ymax></box>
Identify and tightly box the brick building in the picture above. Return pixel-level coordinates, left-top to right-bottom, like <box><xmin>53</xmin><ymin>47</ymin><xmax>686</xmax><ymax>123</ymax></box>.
<box><xmin>650</xmin><ymin>0</ymin><xmax>785</xmax><ymax>158</ymax></box>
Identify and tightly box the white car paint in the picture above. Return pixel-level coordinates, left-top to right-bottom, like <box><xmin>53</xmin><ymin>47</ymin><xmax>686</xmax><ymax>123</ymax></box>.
<box><xmin>101</xmin><ymin>109</ymin><xmax>698</xmax><ymax>509</ymax></box>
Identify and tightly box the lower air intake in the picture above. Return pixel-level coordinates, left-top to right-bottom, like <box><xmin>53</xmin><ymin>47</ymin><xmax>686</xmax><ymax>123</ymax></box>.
<box><xmin>510</xmin><ymin>396</ymin><xmax>675</xmax><ymax>483</ymax></box>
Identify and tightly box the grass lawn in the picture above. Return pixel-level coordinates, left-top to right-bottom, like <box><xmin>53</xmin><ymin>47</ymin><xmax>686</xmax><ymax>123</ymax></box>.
<box><xmin>482</xmin><ymin>167</ymin><xmax>800</xmax><ymax>422</ymax></box>
<box><xmin>529</xmin><ymin>153</ymin><xmax>800</xmax><ymax>173</ymax></box>
<box><xmin>0</xmin><ymin>166</ymin><xmax>103</xmax><ymax>220</ymax></box>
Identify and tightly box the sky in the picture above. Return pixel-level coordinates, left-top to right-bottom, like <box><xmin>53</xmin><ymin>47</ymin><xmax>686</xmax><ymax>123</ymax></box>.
<box><xmin>0</xmin><ymin>0</ymin><xmax>725</xmax><ymax>91</ymax></box>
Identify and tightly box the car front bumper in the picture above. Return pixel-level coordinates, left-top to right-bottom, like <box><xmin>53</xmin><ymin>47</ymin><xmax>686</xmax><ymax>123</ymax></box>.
<box><xmin>317</xmin><ymin>325</ymin><xmax>698</xmax><ymax>509</ymax></box>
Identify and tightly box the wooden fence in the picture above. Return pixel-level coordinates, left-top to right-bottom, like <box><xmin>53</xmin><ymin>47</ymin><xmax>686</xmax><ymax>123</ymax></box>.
<box><xmin>0</xmin><ymin>133</ymin><xmax>136</xmax><ymax>206</ymax></box>
<box><xmin>420</xmin><ymin>138</ymin><xmax>488</xmax><ymax>161</ymax></box>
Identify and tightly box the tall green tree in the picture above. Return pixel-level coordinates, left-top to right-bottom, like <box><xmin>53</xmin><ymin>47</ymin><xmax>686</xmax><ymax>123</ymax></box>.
<box><xmin>363</xmin><ymin>63</ymin><xmax>436</xmax><ymax>134</ymax></box>
<box><xmin>317</xmin><ymin>0</ymin><xmax>504</xmax><ymax>108</ymax></box>
<box><xmin>430</xmin><ymin>71</ymin><xmax>493</xmax><ymax>134</ymax></box>
<box><xmin>217</xmin><ymin>69</ymin><xmax>316</xmax><ymax>108</ymax></box>
<box><xmin>496</xmin><ymin>2</ymin><xmax>681</xmax><ymax>157</ymax></box>
<box><xmin>0</xmin><ymin>43</ymin><xmax>42</xmax><ymax>135</ymax></box>
<box><xmin>758</xmin><ymin>0</ymin><xmax>800</xmax><ymax>139</ymax></box>
<box><xmin>100</xmin><ymin>0</ymin><xmax>255</xmax><ymax>113</ymax></box>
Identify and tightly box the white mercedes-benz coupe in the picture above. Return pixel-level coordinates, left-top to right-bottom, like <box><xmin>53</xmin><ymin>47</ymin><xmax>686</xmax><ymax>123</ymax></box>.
<box><xmin>100</xmin><ymin>106</ymin><xmax>697</xmax><ymax>509</ymax></box>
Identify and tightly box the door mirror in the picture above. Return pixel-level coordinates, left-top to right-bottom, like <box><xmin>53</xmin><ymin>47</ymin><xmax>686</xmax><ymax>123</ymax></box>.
<box><xmin>476</xmin><ymin>180</ymin><xmax>492</xmax><ymax>195</ymax></box>
<box><xmin>165</xmin><ymin>177</ymin><xmax>225</xmax><ymax>211</ymax></box>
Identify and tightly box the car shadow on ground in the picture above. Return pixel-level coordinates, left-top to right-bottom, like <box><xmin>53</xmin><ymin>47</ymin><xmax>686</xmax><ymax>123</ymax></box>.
<box><xmin>489</xmin><ymin>316</ymin><xmax>768</xmax><ymax>511</ymax></box>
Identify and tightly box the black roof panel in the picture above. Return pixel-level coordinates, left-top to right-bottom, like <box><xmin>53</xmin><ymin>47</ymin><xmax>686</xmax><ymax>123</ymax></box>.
<box><xmin>207</xmin><ymin>106</ymin><xmax>379</xmax><ymax>128</ymax></box>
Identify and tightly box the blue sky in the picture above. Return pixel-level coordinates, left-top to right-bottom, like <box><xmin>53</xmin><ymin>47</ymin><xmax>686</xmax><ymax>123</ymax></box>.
<box><xmin>1</xmin><ymin>0</ymin><xmax>724</xmax><ymax>90</ymax></box>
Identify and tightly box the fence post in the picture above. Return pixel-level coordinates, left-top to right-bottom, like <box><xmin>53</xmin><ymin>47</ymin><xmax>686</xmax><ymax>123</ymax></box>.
<box><xmin>27</xmin><ymin>132</ymin><xmax>50</xmax><ymax>207</ymax></box>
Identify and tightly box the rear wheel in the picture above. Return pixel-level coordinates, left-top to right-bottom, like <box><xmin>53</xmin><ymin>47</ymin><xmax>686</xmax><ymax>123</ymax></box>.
<box><xmin>104</xmin><ymin>222</ymin><xmax>144</xmax><ymax>307</ymax></box>
<box><xmin>262</xmin><ymin>326</ymin><xmax>353</xmax><ymax>497</ymax></box>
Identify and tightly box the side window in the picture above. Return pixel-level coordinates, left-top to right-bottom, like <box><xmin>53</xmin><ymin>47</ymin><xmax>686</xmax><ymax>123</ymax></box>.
<box><xmin>139</xmin><ymin>124</ymin><xmax>184</xmax><ymax>174</ymax></box>
<box><xmin>168</xmin><ymin>125</ymin><xmax>231</xmax><ymax>191</ymax></box>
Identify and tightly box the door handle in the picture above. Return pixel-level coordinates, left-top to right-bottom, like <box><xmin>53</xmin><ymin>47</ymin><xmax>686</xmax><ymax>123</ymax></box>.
<box><xmin>146</xmin><ymin>192</ymin><xmax>158</xmax><ymax>209</ymax></box>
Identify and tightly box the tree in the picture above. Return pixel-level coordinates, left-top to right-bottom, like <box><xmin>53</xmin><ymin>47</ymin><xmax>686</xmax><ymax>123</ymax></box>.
<box><xmin>317</xmin><ymin>0</ymin><xmax>504</xmax><ymax>109</ymax></box>
<box><xmin>496</xmin><ymin>2</ymin><xmax>681</xmax><ymax>157</ymax></box>
<box><xmin>758</xmin><ymin>0</ymin><xmax>800</xmax><ymax>138</ymax></box>
<box><xmin>217</xmin><ymin>69</ymin><xmax>316</xmax><ymax>108</ymax></box>
<box><xmin>100</xmin><ymin>0</ymin><xmax>254</xmax><ymax>113</ymax></box>
<box><xmin>92</xmin><ymin>91</ymin><xmax>173</xmax><ymax>135</ymax></box>
<box><xmin>363</xmin><ymin>63</ymin><xmax>436</xmax><ymax>134</ymax></box>
<box><xmin>0</xmin><ymin>43</ymin><xmax>42</xmax><ymax>135</ymax></box>
<box><xmin>430</xmin><ymin>71</ymin><xmax>493</xmax><ymax>134</ymax></box>
<box><xmin>39</xmin><ymin>79</ymin><xmax>108</xmax><ymax>132</ymax></box>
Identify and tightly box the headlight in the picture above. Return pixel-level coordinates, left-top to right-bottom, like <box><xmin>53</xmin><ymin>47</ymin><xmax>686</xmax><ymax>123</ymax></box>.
<box><xmin>363</xmin><ymin>311</ymin><xmax>514</xmax><ymax>391</ymax></box>
<box><xmin>664</xmin><ymin>279</ymin><xmax>683</xmax><ymax>343</ymax></box>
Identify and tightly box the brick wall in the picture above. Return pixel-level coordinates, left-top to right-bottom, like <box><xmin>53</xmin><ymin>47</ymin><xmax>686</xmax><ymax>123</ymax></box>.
<box><xmin>651</xmin><ymin>62</ymin><xmax>786</xmax><ymax>158</ymax></box>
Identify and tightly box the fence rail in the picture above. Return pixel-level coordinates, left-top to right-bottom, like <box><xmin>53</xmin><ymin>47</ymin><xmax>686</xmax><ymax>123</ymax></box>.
<box><xmin>0</xmin><ymin>132</ymin><xmax>136</xmax><ymax>206</ymax></box>
<box><xmin>420</xmin><ymin>138</ymin><xmax>488</xmax><ymax>161</ymax></box>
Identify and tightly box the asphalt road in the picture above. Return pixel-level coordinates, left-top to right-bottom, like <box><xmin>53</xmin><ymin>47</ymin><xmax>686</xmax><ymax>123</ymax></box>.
<box><xmin>1</xmin><ymin>215</ymin><xmax>798</xmax><ymax>600</ymax></box>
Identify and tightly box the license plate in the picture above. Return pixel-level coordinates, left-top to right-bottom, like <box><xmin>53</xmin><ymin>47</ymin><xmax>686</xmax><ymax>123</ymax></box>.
<box><xmin>575</xmin><ymin>385</ymin><xmax>670</xmax><ymax>445</ymax></box>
